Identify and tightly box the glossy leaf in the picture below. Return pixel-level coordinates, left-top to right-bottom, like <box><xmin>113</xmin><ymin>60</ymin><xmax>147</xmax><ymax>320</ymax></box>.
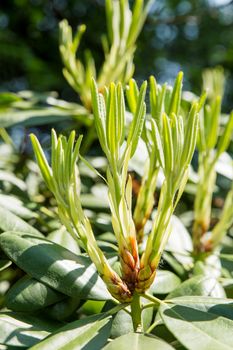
<box><xmin>45</xmin><ymin>296</ymin><xmax>81</xmax><ymax>321</ymax></box>
<box><xmin>0</xmin><ymin>107</ymin><xmax>87</xmax><ymax>128</ymax></box>
<box><xmin>30</xmin><ymin>314</ymin><xmax>112</xmax><ymax>350</ymax></box>
<box><xmin>6</xmin><ymin>276</ymin><xmax>65</xmax><ymax>312</ymax></box>
<box><xmin>0</xmin><ymin>232</ymin><xmax>112</xmax><ymax>300</ymax></box>
<box><xmin>103</xmin><ymin>333</ymin><xmax>174</xmax><ymax>350</ymax></box>
<box><xmin>0</xmin><ymin>194</ymin><xmax>36</xmax><ymax>219</ymax></box>
<box><xmin>0</xmin><ymin>312</ymin><xmax>61</xmax><ymax>347</ymax></box>
<box><xmin>167</xmin><ymin>275</ymin><xmax>225</xmax><ymax>299</ymax></box>
<box><xmin>0</xmin><ymin>206</ymin><xmax>42</xmax><ymax>237</ymax></box>
<box><xmin>160</xmin><ymin>298</ymin><xmax>233</xmax><ymax>350</ymax></box>
<box><xmin>166</xmin><ymin>215</ymin><xmax>193</xmax><ymax>269</ymax></box>
<box><xmin>168</xmin><ymin>296</ymin><xmax>233</xmax><ymax>320</ymax></box>
<box><xmin>150</xmin><ymin>270</ymin><xmax>181</xmax><ymax>295</ymax></box>
<box><xmin>47</xmin><ymin>227</ymin><xmax>81</xmax><ymax>255</ymax></box>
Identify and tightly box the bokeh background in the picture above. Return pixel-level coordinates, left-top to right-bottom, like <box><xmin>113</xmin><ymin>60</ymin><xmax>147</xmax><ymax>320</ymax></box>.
<box><xmin>1</xmin><ymin>0</ymin><xmax>233</xmax><ymax>112</ymax></box>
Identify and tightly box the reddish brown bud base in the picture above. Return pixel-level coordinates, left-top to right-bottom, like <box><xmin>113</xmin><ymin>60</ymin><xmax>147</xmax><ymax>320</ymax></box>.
<box><xmin>112</xmin><ymin>236</ymin><xmax>157</xmax><ymax>301</ymax></box>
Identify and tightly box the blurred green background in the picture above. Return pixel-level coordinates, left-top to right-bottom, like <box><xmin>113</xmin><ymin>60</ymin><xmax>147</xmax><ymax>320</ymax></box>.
<box><xmin>0</xmin><ymin>0</ymin><xmax>233</xmax><ymax>111</ymax></box>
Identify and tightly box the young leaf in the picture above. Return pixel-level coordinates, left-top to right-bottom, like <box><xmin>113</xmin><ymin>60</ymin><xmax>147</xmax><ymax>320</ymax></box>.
<box><xmin>151</xmin><ymin>119</ymin><xmax>165</xmax><ymax>169</ymax></box>
<box><xmin>168</xmin><ymin>71</ymin><xmax>183</xmax><ymax>116</ymax></box>
<box><xmin>162</xmin><ymin>113</ymin><xmax>174</xmax><ymax>173</ymax></box>
<box><xmin>126</xmin><ymin>78</ymin><xmax>139</xmax><ymax>114</ymax></box>
<box><xmin>180</xmin><ymin>103</ymin><xmax>199</xmax><ymax>167</ymax></box>
<box><xmin>30</xmin><ymin>134</ymin><xmax>54</xmax><ymax>191</ymax></box>
<box><xmin>216</xmin><ymin>111</ymin><xmax>233</xmax><ymax>156</ymax></box>
<box><xmin>127</xmin><ymin>80</ymin><xmax>147</xmax><ymax>156</ymax></box>
<box><xmin>206</xmin><ymin>95</ymin><xmax>221</xmax><ymax>149</ymax></box>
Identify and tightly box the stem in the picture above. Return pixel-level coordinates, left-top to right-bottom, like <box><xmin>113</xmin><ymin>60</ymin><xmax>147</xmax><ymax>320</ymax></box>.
<box><xmin>193</xmin><ymin>154</ymin><xmax>216</xmax><ymax>254</ymax></box>
<box><xmin>142</xmin><ymin>302</ymin><xmax>156</xmax><ymax>310</ymax></box>
<box><xmin>131</xmin><ymin>292</ymin><xmax>143</xmax><ymax>332</ymax></box>
<box><xmin>143</xmin><ymin>292</ymin><xmax>162</xmax><ymax>306</ymax></box>
<box><xmin>145</xmin><ymin>319</ymin><xmax>161</xmax><ymax>334</ymax></box>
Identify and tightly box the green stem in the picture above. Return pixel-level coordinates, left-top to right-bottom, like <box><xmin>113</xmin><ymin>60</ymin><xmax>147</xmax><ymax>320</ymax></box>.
<box><xmin>0</xmin><ymin>128</ymin><xmax>15</xmax><ymax>147</ymax></box>
<box><xmin>145</xmin><ymin>319</ymin><xmax>161</xmax><ymax>334</ymax></box>
<box><xmin>143</xmin><ymin>292</ymin><xmax>162</xmax><ymax>306</ymax></box>
<box><xmin>131</xmin><ymin>292</ymin><xmax>142</xmax><ymax>332</ymax></box>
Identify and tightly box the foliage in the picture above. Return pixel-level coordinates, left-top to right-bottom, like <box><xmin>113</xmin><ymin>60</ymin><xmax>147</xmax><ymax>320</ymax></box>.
<box><xmin>193</xmin><ymin>67</ymin><xmax>233</xmax><ymax>255</ymax></box>
<box><xmin>0</xmin><ymin>1</ymin><xmax>232</xmax><ymax>349</ymax></box>
<box><xmin>59</xmin><ymin>0</ymin><xmax>153</xmax><ymax>109</ymax></box>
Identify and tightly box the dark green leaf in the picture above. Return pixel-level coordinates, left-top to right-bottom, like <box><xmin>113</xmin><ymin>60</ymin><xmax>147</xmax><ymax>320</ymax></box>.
<box><xmin>150</xmin><ymin>270</ymin><xmax>181</xmax><ymax>294</ymax></box>
<box><xmin>30</xmin><ymin>314</ymin><xmax>112</xmax><ymax>350</ymax></box>
<box><xmin>0</xmin><ymin>232</ymin><xmax>111</xmax><ymax>301</ymax></box>
<box><xmin>47</xmin><ymin>227</ymin><xmax>80</xmax><ymax>255</ymax></box>
<box><xmin>0</xmin><ymin>107</ymin><xmax>88</xmax><ymax>128</ymax></box>
<box><xmin>0</xmin><ymin>312</ymin><xmax>61</xmax><ymax>347</ymax></box>
<box><xmin>168</xmin><ymin>296</ymin><xmax>233</xmax><ymax>320</ymax></box>
<box><xmin>103</xmin><ymin>333</ymin><xmax>174</xmax><ymax>350</ymax></box>
<box><xmin>6</xmin><ymin>276</ymin><xmax>65</xmax><ymax>312</ymax></box>
<box><xmin>160</xmin><ymin>298</ymin><xmax>233</xmax><ymax>350</ymax></box>
<box><xmin>45</xmin><ymin>297</ymin><xmax>81</xmax><ymax>321</ymax></box>
<box><xmin>0</xmin><ymin>206</ymin><xmax>42</xmax><ymax>237</ymax></box>
<box><xmin>167</xmin><ymin>275</ymin><xmax>225</xmax><ymax>299</ymax></box>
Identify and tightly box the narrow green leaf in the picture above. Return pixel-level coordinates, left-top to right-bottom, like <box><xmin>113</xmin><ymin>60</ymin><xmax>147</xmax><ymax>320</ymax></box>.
<box><xmin>105</xmin><ymin>0</ymin><xmax>114</xmax><ymax>43</ymax></box>
<box><xmin>30</xmin><ymin>134</ymin><xmax>54</xmax><ymax>190</ymax></box>
<box><xmin>64</xmin><ymin>130</ymin><xmax>76</xmax><ymax>184</ymax></box>
<box><xmin>149</xmin><ymin>75</ymin><xmax>157</xmax><ymax>119</ymax></box>
<box><xmin>168</xmin><ymin>72</ymin><xmax>183</xmax><ymax>116</ymax></box>
<box><xmin>106</xmin><ymin>83</ymin><xmax>118</xmax><ymax>158</ymax></box>
<box><xmin>127</xmin><ymin>80</ymin><xmax>147</xmax><ymax>156</ymax></box>
<box><xmin>197</xmin><ymin>109</ymin><xmax>206</xmax><ymax>151</ymax></box>
<box><xmin>162</xmin><ymin>113</ymin><xmax>174</xmax><ymax>173</ymax></box>
<box><xmin>181</xmin><ymin>103</ymin><xmax>199</xmax><ymax>166</ymax></box>
<box><xmin>197</xmin><ymin>91</ymin><xmax>207</xmax><ymax>112</ymax></box>
<box><xmin>79</xmin><ymin>154</ymin><xmax>107</xmax><ymax>184</ymax></box>
<box><xmin>127</xmin><ymin>0</ymin><xmax>147</xmax><ymax>48</ymax></box>
<box><xmin>151</xmin><ymin>119</ymin><xmax>165</xmax><ymax>169</ymax></box>
<box><xmin>216</xmin><ymin>111</ymin><xmax>233</xmax><ymax>156</ymax></box>
<box><xmin>73</xmin><ymin>24</ymin><xmax>86</xmax><ymax>53</ymax></box>
<box><xmin>126</xmin><ymin>79</ymin><xmax>139</xmax><ymax>114</ymax></box>
<box><xmin>207</xmin><ymin>95</ymin><xmax>221</xmax><ymax>149</ymax></box>
<box><xmin>71</xmin><ymin>134</ymin><xmax>83</xmax><ymax>171</ymax></box>
<box><xmin>117</xmin><ymin>83</ymin><xmax>125</xmax><ymax>144</ymax></box>
<box><xmin>91</xmin><ymin>79</ymin><xmax>108</xmax><ymax>153</ymax></box>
